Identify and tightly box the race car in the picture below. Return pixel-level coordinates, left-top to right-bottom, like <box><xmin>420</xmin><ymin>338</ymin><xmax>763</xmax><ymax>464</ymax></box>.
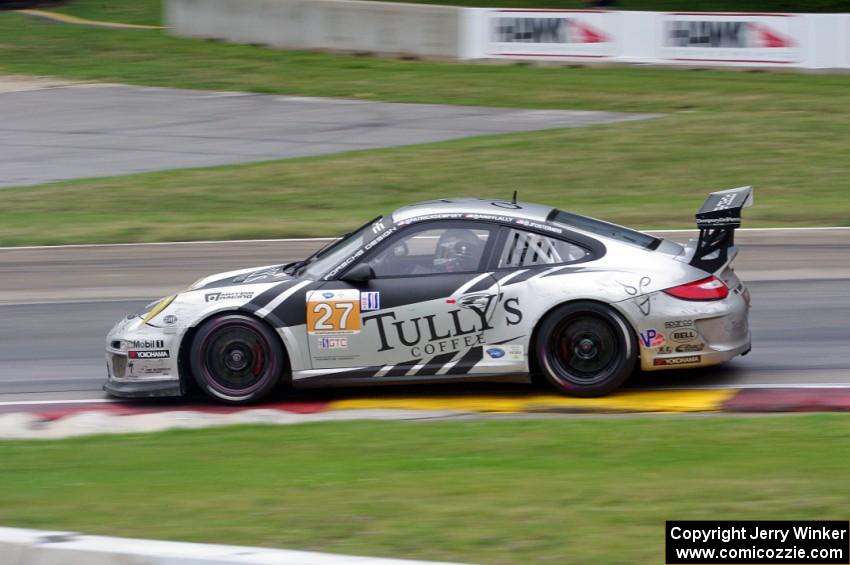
<box><xmin>105</xmin><ymin>187</ymin><xmax>753</xmax><ymax>404</ymax></box>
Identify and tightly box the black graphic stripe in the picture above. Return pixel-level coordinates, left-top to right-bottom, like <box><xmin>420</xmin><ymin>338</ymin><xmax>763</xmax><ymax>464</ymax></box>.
<box><xmin>502</xmin><ymin>269</ymin><xmax>543</xmax><ymax>286</ymax></box>
<box><xmin>541</xmin><ymin>266</ymin><xmax>590</xmax><ymax>278</ymax></box>
<box><xmin>445</xmin><ymin>346</ymin><xmax>484</xmax><ymax>375</ymax></box>
<box><xmin>413</xmin><ymin>352</ymin><xmax>457</xmax><ymax>377</ymax></box>
<box><xmin>243</xmin><ymin>280</ymin><xmax>299</xmax><ymax>312</ymax></box>
<box><xmin>325</xmin><ymin>366</ymin><xmax>385</xmax><ymax>379</ymax></box>
<box><xmin>492</xmin><ymin>335</ymin><xmax>525</xmax><ymax>345</ymax></box>
<box><xmin>265</xmin><ymin>284</ymin><xmax>315</xmax><ymax>327</ymax></box>
<box><xmin>464</xmin><ymin>275</ymin><xmax>496</xmax><ymax>294</ymax></box>
<box><xmin>383</xmin><ymin>359</ymin><xmax>422</xmax><ymax>378</ymax></box>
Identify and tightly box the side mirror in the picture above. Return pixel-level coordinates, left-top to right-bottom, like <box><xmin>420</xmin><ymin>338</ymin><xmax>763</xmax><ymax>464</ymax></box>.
<box><xmin>341</xmin><ymin>263</ymin><xmax>375</xmax><ymax>283</ymax></box>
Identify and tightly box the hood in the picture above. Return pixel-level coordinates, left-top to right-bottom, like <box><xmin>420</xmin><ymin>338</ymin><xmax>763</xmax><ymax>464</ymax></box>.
<box><xmin>189</xmin><ymin>264</ymin><xmax>294</xmax><ymax>291</ymax></box>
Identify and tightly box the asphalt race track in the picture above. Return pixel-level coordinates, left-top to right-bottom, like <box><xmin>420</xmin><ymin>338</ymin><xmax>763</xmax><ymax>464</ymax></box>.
<box><xmin>0</xmin><ymin>84</ymin><xmax>656</xmax><ymax>188</ymax></box>
<box><xmin>1</xmin><ymin>229</ymin><xmax>848</xmax><ymax>404</ymax></box>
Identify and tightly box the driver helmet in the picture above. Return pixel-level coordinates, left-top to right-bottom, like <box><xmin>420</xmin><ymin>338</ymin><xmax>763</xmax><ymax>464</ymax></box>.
<box><xmin>434</xmin><ymin>229</ymin><xmax>483</xmax><ymax>272</ymax></box>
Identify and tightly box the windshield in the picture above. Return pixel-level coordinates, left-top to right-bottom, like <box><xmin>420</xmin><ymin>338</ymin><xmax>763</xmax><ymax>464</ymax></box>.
<box><xmin>552</xmin><ymin>210</ymin><xmax>660</xmax><ymax>250</ymax></box>
<box><xmin>300</xmin><ymin>217</ymin><xmax>381</xmax><ymax>279</ymax></box>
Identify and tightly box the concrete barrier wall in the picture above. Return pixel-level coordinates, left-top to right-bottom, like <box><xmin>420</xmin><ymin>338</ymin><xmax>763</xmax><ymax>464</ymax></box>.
<box><xmin>166</xmin><ymin>0</ymin><xmax>850</xmax><ymax>69</ymax></box>
<box><xmin>167</xmin><ymin>0</ymin><xmax>462</xmax><ymax>58</ymax></box>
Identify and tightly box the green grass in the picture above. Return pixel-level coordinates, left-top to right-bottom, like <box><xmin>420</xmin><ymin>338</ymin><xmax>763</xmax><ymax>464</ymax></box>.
<box><xmin>359</xmin><ymin>0</ymin><xmax>850</xmax><ymax>10</ymax></box>
<box><xmin>1</xmin><ymin>4</ymin><xmax>850</xmax><ymax>244</ymax></box>
<box><xmin>1</xmin><ymin>416</ymin><xmax>849</xmax><ymax>564</ymax></box>
<box><xmin>48</xmin><ymin>0</ymin><xmax>162</xmax><ymax>26</ymax></box>
<box><xmin>37</xmin><ymin>0</ymin><xmax>850</xmax><ymax>18</ymax></box>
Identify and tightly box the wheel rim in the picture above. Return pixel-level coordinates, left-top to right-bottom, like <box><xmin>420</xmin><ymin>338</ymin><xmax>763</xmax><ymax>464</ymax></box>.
<box><xmin>200</xmin><ymin>323</ymin><xmax>272</xmax><ymax>395</ymax></box>
<box><xmin>548</xmin><ymin>314</ymin><xmax>620</xmax><ymax>386</ymax></box>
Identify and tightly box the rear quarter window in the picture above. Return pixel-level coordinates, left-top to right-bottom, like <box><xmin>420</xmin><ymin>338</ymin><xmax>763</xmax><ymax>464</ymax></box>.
<box><xmin>552</xmin><ymin>210</ymin><xmax>660</xmax><ymax>250</ymax></box>
<box><xmin>499</xmin><ymin>228</ymin><xmax>590</xmax><ymax>268</ymax></box>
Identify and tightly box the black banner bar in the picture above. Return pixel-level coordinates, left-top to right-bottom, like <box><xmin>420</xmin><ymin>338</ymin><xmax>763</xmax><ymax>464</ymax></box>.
<box><xmin>666</xmin><ymin>521</ymin><xmax>849</xmax><ymax>564</ymax></box>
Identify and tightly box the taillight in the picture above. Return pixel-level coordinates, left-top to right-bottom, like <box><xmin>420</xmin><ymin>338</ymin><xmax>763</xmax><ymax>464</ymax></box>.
<box><xmin>663</xmin><ymin>276</ymin><xmax>729</xmax><ymax>301</ymax></box>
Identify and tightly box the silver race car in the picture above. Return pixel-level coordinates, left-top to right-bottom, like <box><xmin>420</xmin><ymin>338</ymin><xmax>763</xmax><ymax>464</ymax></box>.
<box><xmin>105</xmin><ymin>187</ymin><xmax>753</xmax><ymax>403</ymax></box>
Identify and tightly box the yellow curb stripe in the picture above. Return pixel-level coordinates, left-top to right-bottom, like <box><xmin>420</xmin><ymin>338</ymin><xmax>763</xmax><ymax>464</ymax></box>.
<box><xmin>328</xmin><ymin>389</ymin><xmax>737</xmax><ymax>414</ymax></box>
<box><xmin>16</xmin><ymin>9</ymin><xmax>164</xmax><ymax>30</ymax></box>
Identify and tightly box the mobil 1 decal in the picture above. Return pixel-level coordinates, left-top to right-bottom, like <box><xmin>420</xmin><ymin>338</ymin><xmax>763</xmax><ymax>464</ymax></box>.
<box><xmin>363</xmin><ymin>293</ymin><xmax>523</xmax><ymax>358</ymax></box>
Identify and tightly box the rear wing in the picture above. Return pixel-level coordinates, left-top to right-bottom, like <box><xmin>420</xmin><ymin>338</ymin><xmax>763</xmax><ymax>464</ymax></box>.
<box><xmin>689</xmin><ymin>186</ymin><xmax>754</xmax><ymax>273</ymax></box>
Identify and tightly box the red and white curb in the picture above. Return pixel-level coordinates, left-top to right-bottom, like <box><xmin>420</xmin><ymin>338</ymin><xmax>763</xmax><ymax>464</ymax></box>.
<box><xmin>0</xmin><ymin>527</ymin><xmax>470</xmax><ymax>565</ymax></box>
<box><xmin>4</xmin><ymin>386</ymin><xmax>850</xmax><ymax>439</ymax></box>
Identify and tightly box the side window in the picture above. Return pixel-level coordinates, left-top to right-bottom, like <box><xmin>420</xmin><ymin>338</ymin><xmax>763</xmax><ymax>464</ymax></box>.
<box><xmin>368</xmin><ymin>225</ymin><xmax>491</xmax><ymax>278</ymax></box>
<box><xmin>499</xmin><ymin>228</ymin><xmax>589</xmax><ymax>268</ymax></box>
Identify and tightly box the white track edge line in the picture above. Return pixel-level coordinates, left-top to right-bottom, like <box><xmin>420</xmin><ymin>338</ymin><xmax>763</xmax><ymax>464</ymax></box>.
<box><xmin>2</xmin><ymin>227</ymin><xmax>850</xmax><ymax>251</ymax></box>
<box><xmin>0</xmin><ymin>527</ymin><xmax>468</xmax><ymax>565</ymax></box>
<box><xmin>0</xmin><ymin>399</ymin><xmax>114</xmax><ymax>406</ymax></box>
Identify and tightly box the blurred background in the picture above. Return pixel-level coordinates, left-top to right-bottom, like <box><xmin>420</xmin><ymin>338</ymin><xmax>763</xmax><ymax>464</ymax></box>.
<box><xmin>1</xmin><ymin>1</ymin><xmax>849</xmax><ymax>564</ymax></box>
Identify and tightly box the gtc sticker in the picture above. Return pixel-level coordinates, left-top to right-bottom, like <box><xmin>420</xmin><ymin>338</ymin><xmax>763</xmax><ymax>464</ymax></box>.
<box><xmin>639</xmin><ymin>329</ymin><xmax>665</xmax><ymax>348</ymax></box>
<box><xmin>361</xmin><ymin>291</ymin><xmax>380</xmax><ymax>311</ymax></box>
<box><xmin>129</xmin><ymin>350</ymin><xmax>169</xmax><ymax>359</ymax></box>
<box><xmin>653</xmin><ymin>355</ymin><xmax>701</xmax><ymax>366</ymax></box>
<box><xmin>307</xmin><ymin>289</ymin><xmax>361</xmax><ymax>335</ymax></box>
<box><xmin>318</xmin><ymin>337</ymin><xmax>349</xmax><ymax>350</ymax></box>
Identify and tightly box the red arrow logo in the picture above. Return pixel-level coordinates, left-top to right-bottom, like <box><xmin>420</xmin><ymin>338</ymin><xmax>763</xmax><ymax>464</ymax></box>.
<box><xmin>569</xmin><ymin>20</ymin><xmax>610</xmax><ymax>43</ymax></box>
<box><xmin>749</xmin><ymin>23</ymin><xmax>794</xmax><ymax>48</ymax></box>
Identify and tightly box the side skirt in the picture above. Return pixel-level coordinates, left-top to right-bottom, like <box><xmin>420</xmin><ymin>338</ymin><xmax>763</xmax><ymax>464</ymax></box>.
<box><xmin>292</xmin><ymin>372</ymin><xmax>531</xmax><ymax>389</ymax></box>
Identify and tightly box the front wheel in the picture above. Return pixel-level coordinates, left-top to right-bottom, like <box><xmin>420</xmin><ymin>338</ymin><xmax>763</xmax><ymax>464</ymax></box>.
<box><xmin>535</xmin><ymin>301</ymin><xmax>636</xmax><ymax>397</ymax></box>
<box><xmin>190</xmin><ymin>313</ymin><xmax>285</xmax><ymax>404</ymax></box>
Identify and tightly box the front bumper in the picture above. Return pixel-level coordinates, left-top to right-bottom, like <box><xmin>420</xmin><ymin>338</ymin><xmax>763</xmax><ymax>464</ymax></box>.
<box><xmin>103</xmin><ymin>378</ymin><xmax>183</xmax><ymax>398</ymax></box>
<box><xmin>104</xmin><ymin>315</ymin><xmax>184</xmax><ymax>399</ymax></box>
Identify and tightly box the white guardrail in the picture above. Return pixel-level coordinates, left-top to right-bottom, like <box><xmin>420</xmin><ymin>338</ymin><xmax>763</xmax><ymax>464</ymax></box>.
<box><xmin>167</xmin><ymin>0</ymin><xmax>850</xmax><ymax>70</ymax></box>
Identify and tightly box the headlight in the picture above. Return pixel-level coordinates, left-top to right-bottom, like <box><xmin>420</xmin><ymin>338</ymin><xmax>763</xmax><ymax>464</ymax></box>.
<box><xmin>141</xmin><ymin>295</ymin><xmax>176</xmax><ymax>325</ymax></box>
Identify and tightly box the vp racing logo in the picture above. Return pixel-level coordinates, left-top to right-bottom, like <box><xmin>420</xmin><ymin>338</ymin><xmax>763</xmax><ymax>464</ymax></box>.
<box><xmin>493</xmin><ymin>17</ymin><xmax>610</xmax><ymax>44</ymax></box>
<box><xmin>666</xmin><ymin>20</ymin><xmax>795</xmax><ymax>49</ymax></box>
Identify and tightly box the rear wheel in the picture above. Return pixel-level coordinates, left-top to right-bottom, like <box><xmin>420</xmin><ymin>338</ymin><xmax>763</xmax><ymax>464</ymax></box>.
<box><xmin>190</xmin><ymin>313</ymin><xmax>285</xmax><ymax>404</ymax></box>
<box><xmin>535</xmin><ymin>301</ymin><xmax>636</xmax><ymax>397</ymax></box>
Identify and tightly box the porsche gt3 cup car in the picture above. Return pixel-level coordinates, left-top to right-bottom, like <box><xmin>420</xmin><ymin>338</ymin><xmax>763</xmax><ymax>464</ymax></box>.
<box><xmin>106</xmin><ymin>187</ymin><xmax>753</xmax><ymax>403</ymax></box>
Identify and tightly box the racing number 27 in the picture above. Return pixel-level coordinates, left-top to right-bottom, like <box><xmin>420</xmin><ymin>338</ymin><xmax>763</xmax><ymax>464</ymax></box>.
<box><xmin>313</xmin><ymin>302</ymin><xmax>353</xmax><ymax>331</ymax></box>
<box><xmin>307</xmin><ymin>298</ymin><xmax>362</xmax><ymax>334</ymax></box>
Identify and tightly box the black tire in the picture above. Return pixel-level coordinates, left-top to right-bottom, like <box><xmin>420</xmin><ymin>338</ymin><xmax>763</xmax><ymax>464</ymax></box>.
<box><xmin>190</xmin><ymin>313</ymin><xmax>285</xmax><ymax>404</ymax></box>
<box><xmin>535</xmin><ymin>301</ymin><xmax>637</xmax><ymax>397</ymax></box>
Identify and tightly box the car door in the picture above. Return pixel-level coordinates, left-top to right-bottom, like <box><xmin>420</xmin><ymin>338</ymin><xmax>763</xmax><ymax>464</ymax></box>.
<box><xmin>480</xmin><ymin>225</ymin><xmax>598</xmax><ymax>371</ymax></box>
<box><xmin>305</xmin><ymin>221</ymin><xmax>502</xmax><ymax>378</ymax></box>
